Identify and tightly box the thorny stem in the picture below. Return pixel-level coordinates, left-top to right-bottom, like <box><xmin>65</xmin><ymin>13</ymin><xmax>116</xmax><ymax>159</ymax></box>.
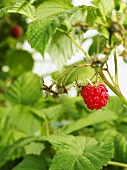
<box><xmin>108</xmin><ymin>161</ymin><xmax>127</xmax><ymax>168</ymax></box>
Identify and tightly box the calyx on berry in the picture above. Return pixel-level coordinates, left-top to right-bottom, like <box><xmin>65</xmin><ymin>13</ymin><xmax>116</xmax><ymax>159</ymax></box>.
<box><xmin>81</xmin><ymin>82</ymin><xmax>109</xmax><ymax>110</ymax></box>
<box><xmin>10</xmin><ymin>25</ymin><xmax>22</xmax><ymax>39</ymax></box>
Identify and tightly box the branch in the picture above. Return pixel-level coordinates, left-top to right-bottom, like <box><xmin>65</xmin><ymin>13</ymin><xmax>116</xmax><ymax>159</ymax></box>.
<box><xmin>99</xmin><ymin>71</ymin><xmax>127</xmax><ymax>107</ymax></box>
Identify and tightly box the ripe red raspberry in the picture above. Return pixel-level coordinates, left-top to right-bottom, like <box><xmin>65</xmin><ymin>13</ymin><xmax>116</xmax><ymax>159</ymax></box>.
<box><xmin>81</xmin><ymin>83</ymin><xmax>109</xmax><ymax>110</ymax></box>
<box><xmin>10</xmin><ymin>25</ymin><xmax>22</xmax><ymax>39</ymax></box>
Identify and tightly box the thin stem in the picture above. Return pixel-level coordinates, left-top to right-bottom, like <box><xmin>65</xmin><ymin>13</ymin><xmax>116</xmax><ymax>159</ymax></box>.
<box><xmin>95</xmin><ymin>21</ymin><xmax>109</xmax><ymax>27</ymax></box>
<box><xmin>45</xmin><ymin>120</ymin><xmax>49</xmax><ymax>136</ymax></box>
<box><xmin>108</xmin><ymin>161</ymin><xmax>127</xmax><ymax>168</ymax></box>
<box><xmin>114</xmin><ymin>48</ymin><xmax>118</xmax><ymax>85</ymax></box>
<box><xmin>100</xmin><ymin>2</ymin><xmax>108</xmax><ymax>23</ymax></box>
<box><xmin>99</xmin><ymin>71</ymin><xmax>127</xmax><ymax>107</ymax></box>
<box><xmin>86</xmin><ymin>78</ymin><xmax>94</xmax><ymax>85</ymax></box>
<box><xmin>66</xmin><ymin>34</ymin><xmax>90</xmax><ymax>58</ymax></box>
<box><xmin>64</xmin><ymin>66</ymin><xmax>77</xmax><ymax>85</ymax></box>
<box><xmin>105</xmin><ymin>63</ymin><xmax>116</xmax><ymax>86</ymax></box>
<box><xmin>56</xmin><ymin>67</ymin><xmax>71</xmax><ymax>82</ymax></box>
<box><xmin>63</xmin><ymin>63</ymin><xmax>91</xmax><ymax>85</ymax></box>
<box><xmin>65</xmin><ymin>83</ymin><xmax>74</xmax><ymax>90</ymax></box>
<box><xmin>97</xmin><ymin>32</ymin><xmax>100</xmax><ymax>55</ymax></box>
<box><xmin>27</xmin><ymin>15</ymin><xmax>35</xmax><ymax>21</ymax></box>
<box><xmin>57</xmin><ymin>28</ymin><xmax>90</xmax><ymax>58</ymax></box>
<box><xmin>77</xmin><ymin>63</ymin><xmax>92</xmax><ymax>67</ymax></box>
<box><xmin>90</xmin><ymin>73</ymin><xmax>97</xmax><ymax>81</ymax></box>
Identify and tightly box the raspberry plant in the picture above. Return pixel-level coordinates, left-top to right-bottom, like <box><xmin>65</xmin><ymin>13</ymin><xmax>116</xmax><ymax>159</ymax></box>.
<box><xmin>0</xmin><ymin>0</ymin><xmax>127</xmax><ymax>170</ymax></box>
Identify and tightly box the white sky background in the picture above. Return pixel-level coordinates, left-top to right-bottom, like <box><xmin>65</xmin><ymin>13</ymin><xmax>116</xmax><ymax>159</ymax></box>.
<box><xmin>23</xmin><ymin>0</ymin><xmax>127</xmax><ymax>98</ymax></box>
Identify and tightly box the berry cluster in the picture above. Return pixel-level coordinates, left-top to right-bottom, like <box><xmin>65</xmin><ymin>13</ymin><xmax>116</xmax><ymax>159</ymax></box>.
<box><xmin>81</xmin><ymin>83</ymin><xmax>109</xmax><ymax>110</ymax></box>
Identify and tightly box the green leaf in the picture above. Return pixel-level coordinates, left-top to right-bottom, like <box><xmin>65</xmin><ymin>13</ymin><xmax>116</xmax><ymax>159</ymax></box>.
<box><xmin>12</xmin><ymin>155</ymin><xmax>48</xmax><ymax>170</ymax></box>
<box><xmin>0</xmin><ymin>0</ymin><xmax>35</xmax><ymax>19</ymax></box>
<box><xmin>28</xmin><ymin>104</ymin><xmax>64</xmax><ymax>121</ymax></box>
<box><xmin>0</xmin><ymin>5</ymin><xmax>13</xmax><ymax>17</ymax></box>
<box><xmin>24</xmin><ymin>142</ymin><xmax>45</xmax><ymax>155</ymax></box>
<box><xmin>0</xmin><ymin>130</ymin><xmax>26</xmax><ymax>149</ymax></box>
<box><xmin>47</xmin><ymin>31</ymin><xmax>80</xmax><ymax>69</ymax></box>
<box><xmin>0</xmin><ymin>134</ymin><xmax>114</xmax><ymax>169</ymax></box>
<box><xmin>7</xmin><ymin>105</ymin><xmax>43</xmax><ymax>135</ymax></box>
<box><xmin>117</xmin><ymin>123</ymin><xmax>127</xmax><ymax>138</ymax></box>
<box><xmin>0</xmin><ymin>107</ymin><xmax>9</xmax><ymax>130</ymax></box>
<box><xmin>0</xmin><ymin>0</ymin><xmax>16</xmax><ymax>6</ymax></box>
<box><xmin>7</xmin><ymin>0</ymin><xmax>35</xmax><ymax>20</ymax></box>
<box><xmin>86</xmin><ymin>6</ymin><xmax>102</xmax><ymax>26</ymax></box>
<box><xmin>114</xmin><ymin>0</ymin><xmax>120</xmax><ymax>10</ymax></box>
<box><xmin>106</xmin><ymin>96</ymin><xmax>127</xmax><ymax>122</ymax></box>
<box><xmin>59</xmin><ymin>96</ymin><xmax>89</xmax><ymax>120</ymax></box>
<box><xmin>46</xmin><ymin>5</ymin><xmax>88</xmax><ymax>69</ymax></box>
<box><xmin>94</xmin><ymin>129</ymin><xmax>117</xmax><ymax>143</ymax></box>
<box><xmin>88</xmin><ymin>35</ymin><xmax>107</xmax><ymax>55</ymax></box>
<box><xmin>62</xmin><ymin>109</ymin><xmax>117</xmax><ymax>134</ymax></box>
<box><xmin>36</xmin><ymin>0</ymin><xmax>72</xmax><ymax>19</ymax></box>
<box><xmin>27</xmin><ymin>7</ymin><xmax>79</xmax><ymax>56</ymax></box>
<box><xmin>64</xmin><ymin>6</ymin><xmax>87</xmax><ymax>30</ymax></box>
<box><xmin>52</xmin><ymin>61</ymin><xmax>95</xmax><ymax>85</ymax></box>
<box><xmin>42</xmin><ymin>96</ymin><xmax>81</xmax><ymax>121</ymax></box>
<box><xmin>66</xmin><ymin>66</ymin><xmax>95</xmax><ymax>85</ymax></box>
<box><xmin>46</xmin><ymin>135</ymin><xmax>114</xmax><ymax>170</ymax></box>
<box><xmin>27</xmin><ymin>18</ymin><xmax>61</xmax><ymax>57</ymax></box>
<box><xmin>114</xmin><ymin>133</ymin><xmax>127</xmax><ymax>163</ymax></box>
<box><xmin>106</xmin><ymin>96</ymin><xmax>126</xmax><ymax>114</ymax></box>
<box><xmin>5</xmin><ymin>72</ymin><xmax>42</xmax><ymax>106</ymax></box>
<box><xmin>33</xmin><ymin>96</ymin><xmax>56</xmax><ymax>110</ymax></box>
<box><xmin>24</xmin><ymin>104</ymin><xmax>64</xmax><ymax>122</ymax></box>
<box><xmin>86</xmin><ymin>6</ymin><xmax>109</xmax><ymax>38</ymax></box>
<box><xmin>43</xmin><ymin>104</ymin><xmax>64</xmax><ymax>121</ymax></box>
<box><xmin>33</xmin><ymin>0</ymin><xmax>48</xmax><ymax>7</ymax></box>
<box><xmin>92</xmin><ymin>0</ymin><xmax>115</xmax><ymax>15</ymax></box>
<box><xmin>0</xmin><ymin>137</ymin><xmax>35</xmax><ymax>166</ymax></box>
<box><xmin>0</xmin><ymin>108</ymin><xmax>26</xmax><ymax>147</ymax></box>
<box><xmin>5</xmin><ymin>50</ymin><xmax>34</xmax><ymax>77</ymax></box>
